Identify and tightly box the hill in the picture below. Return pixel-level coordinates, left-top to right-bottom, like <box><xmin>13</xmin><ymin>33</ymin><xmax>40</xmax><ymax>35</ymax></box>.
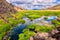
<box><xmin>0</xmin><ymin>0</ymin><xmax>23</xmax><ymax>14</ymax></box>
<box><xmin>47</xmin><ymin>4</ymin><xmax>60</xmax><ymax>10</ymax></box>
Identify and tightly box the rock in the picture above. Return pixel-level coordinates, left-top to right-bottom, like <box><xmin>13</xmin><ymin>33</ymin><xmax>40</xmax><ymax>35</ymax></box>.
<box><xmin>0</xmin><ymin>0</ymin><xmax>17</xmax><ymax>14</ymax></box>
<box><xmin>57</xmin><ymin>18</ymin><xmax>60</xmax><ymax>21</ymax></box>
<box><xmin>29</xmin><ymin>32</ymin><xmax>56</xmax><ymax>40</ymax></box>
<box><xmin>29</xmin><ymin>36</ymin><xmax>34</xmax><ymax>40</ymax></box>
<box><xmin>50</xmin><ymin>26</ymin><xmax>60</xmax><ymax>40</ymax></box>
<box><xmin>46</xmin><ymin>37</ymin><xmax>56</xmax><ymax>40</ymax></box>
<box><xmin>56</xmin><ymin>26</ymin><xmax>60</xmax><ymax>31</ymax></box>
<box><xmin>33</xmin><ymin>32</ymin><xmax>49</xmax><ymax>40</ymax></box>
<box><xmin>51</xmin><ymin>29</ymin><xmax>59</xmax><ymax>35</ymax></box>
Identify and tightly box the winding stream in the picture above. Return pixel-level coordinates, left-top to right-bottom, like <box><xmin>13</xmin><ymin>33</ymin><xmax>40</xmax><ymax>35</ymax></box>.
<box><xmin>6</xmin><ymin>16</ymin><xmax>58</xmax><ymax>40</ymax></box>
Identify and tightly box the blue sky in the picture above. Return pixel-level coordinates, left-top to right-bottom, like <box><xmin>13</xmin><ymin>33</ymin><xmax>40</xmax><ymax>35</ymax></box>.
<box><xmin>6</xmin><ymin>0</ymin><xmax>60</xmax><ymax>10</ymax></box>
<box><xmin>53</xmin><ymin>0</ymin><xmax>60</xmax><ymax>4</ymax></box>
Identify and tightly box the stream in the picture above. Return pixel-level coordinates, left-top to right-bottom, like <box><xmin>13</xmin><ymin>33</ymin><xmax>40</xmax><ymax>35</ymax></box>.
<box><xmin>3</xmin><ymin>16</ymin><xmax>58</xmax><ymax>40</ymax></box>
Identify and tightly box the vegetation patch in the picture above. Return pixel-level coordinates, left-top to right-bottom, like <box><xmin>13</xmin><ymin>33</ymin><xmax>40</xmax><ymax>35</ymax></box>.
<box><xmin>0</xmin><ymin>10</ymin><xmax>60</xmax><ymax>40</ymax></box>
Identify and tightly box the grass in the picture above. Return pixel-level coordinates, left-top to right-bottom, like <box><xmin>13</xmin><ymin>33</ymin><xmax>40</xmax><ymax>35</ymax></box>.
<box><xmin>18</xmin><ymin>10</ymin><xmax>60</xmax><ymax>40</ymax></box>
<box><xmin>0</xmin><ymin>10</ymin><xmax>60</xmax><ymax>40</ymax></box>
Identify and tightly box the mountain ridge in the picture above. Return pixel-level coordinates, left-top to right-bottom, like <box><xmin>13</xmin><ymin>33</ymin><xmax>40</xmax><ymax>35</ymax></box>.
<box><xmin>47</xmin><ymin>4</ymin><xmax>60</xmax><ymax>10</ymax></box>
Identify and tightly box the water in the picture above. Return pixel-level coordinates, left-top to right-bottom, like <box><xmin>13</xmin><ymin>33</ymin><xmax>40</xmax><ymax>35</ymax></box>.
<box><xmin>6</xmin><ymin>0</ymin><xmax>60</xmax><ymax>10</ymax></box>
<box><xmin>10</xmin><ymin>24</ymin><xmax>28</xmax><ymax>40</ymax></box>
<box><xmin>10</xmin><ymin>17</ymin><xmax>31</xmax><ymax>40</ymax></box>
<box><xmin>10</xmin><ymin>16</ymin><xmax>58</xmax><ymax>40</ymax></box>
<box><xmin>47</xmin><ymin>16</ymin><xmax>58</xmax><ymax>22</ymax></box>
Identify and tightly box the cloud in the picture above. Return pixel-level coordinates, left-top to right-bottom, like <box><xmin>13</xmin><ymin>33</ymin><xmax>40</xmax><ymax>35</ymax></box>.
<box><xmin>36</xmin><ymin>0</ymin><xmax>56</xmax><ymax>2</ymax></box>
<box><xmin>6</xmin><ymin>0</ymin><xmax>59</xmax><ymax>10</ymax></box>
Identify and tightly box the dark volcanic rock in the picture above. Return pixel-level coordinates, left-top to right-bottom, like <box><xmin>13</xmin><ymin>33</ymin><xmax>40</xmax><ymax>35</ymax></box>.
<box><xmin>0</xmin><ymin>0</ymin><xmax>17</xmax><ymax>14</ymax></box>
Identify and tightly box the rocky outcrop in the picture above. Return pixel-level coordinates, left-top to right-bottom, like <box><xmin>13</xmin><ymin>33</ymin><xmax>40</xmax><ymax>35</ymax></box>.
<box><xmin>29</xmin><ymin>26</ymin><xmax>60</xmax><ymax>40</ymax></box>
<box><xmin>51</xmin><ymin>26</ymin><xmax>60</xmax><ymax>40</ymax></box>
<box><xmin>29</xmin><ymin>32</ymin><xmax>55</xmax><ymax>40</ymax></box>
<box><xmin>0</xmin><ymin>0</ymin><xmax>17</xmax><ymax>14</ymax></box>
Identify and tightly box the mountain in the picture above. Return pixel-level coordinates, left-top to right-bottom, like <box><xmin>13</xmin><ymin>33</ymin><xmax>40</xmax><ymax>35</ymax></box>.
<box><xmin>0</xmin><ymin>0</ymin><xmax>23</xmax><ymax>14</ymax></box>
<box><xmin>47</xmin><ymin>4</ymin><xmax>60</xmax><ymax>10</ymax></box>
<box><xmin>14</xmin><ymin>6</ymin><xmax>24</xmax><ymax>11</ymax></box>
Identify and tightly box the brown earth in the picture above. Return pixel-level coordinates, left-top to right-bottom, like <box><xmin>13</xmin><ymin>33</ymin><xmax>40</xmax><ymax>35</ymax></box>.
<box><xmin>47</xmin><ymin>4</ymin><xmax>60</xmax><ymax>10</ymax></box>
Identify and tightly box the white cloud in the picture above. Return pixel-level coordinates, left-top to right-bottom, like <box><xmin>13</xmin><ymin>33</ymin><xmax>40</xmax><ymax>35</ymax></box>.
<box><xmin>6</xmin><ymin>0</ymin><xmax>59</xmax><ymax>10</ymax></box>
<box><xmin>36</xmin><ymin>0</ymin><xmax>56</xmax><ymax>2</ymax></box>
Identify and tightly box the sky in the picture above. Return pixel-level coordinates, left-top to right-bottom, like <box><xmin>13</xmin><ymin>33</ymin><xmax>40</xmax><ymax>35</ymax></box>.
<box><xmin>6</xmin><ymin>0</ymin><xmax>60</xmax><ymax>10</ymax></box>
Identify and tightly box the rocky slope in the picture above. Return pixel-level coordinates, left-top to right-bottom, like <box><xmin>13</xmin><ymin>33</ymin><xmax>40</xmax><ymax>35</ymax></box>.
<box><xmin>0</xmin><ymin>0</ymin><xmax>23</xmax><ymax>14</ymax></box>
<box><xmin>0</xmin><ymin>0</ymin><xmax>16</xmax><ymax>14</ymax></box>
<box><xmin>47</xmin><ymin>4</ymin><xmax>60</xmax><ymax>10</ymax></box>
